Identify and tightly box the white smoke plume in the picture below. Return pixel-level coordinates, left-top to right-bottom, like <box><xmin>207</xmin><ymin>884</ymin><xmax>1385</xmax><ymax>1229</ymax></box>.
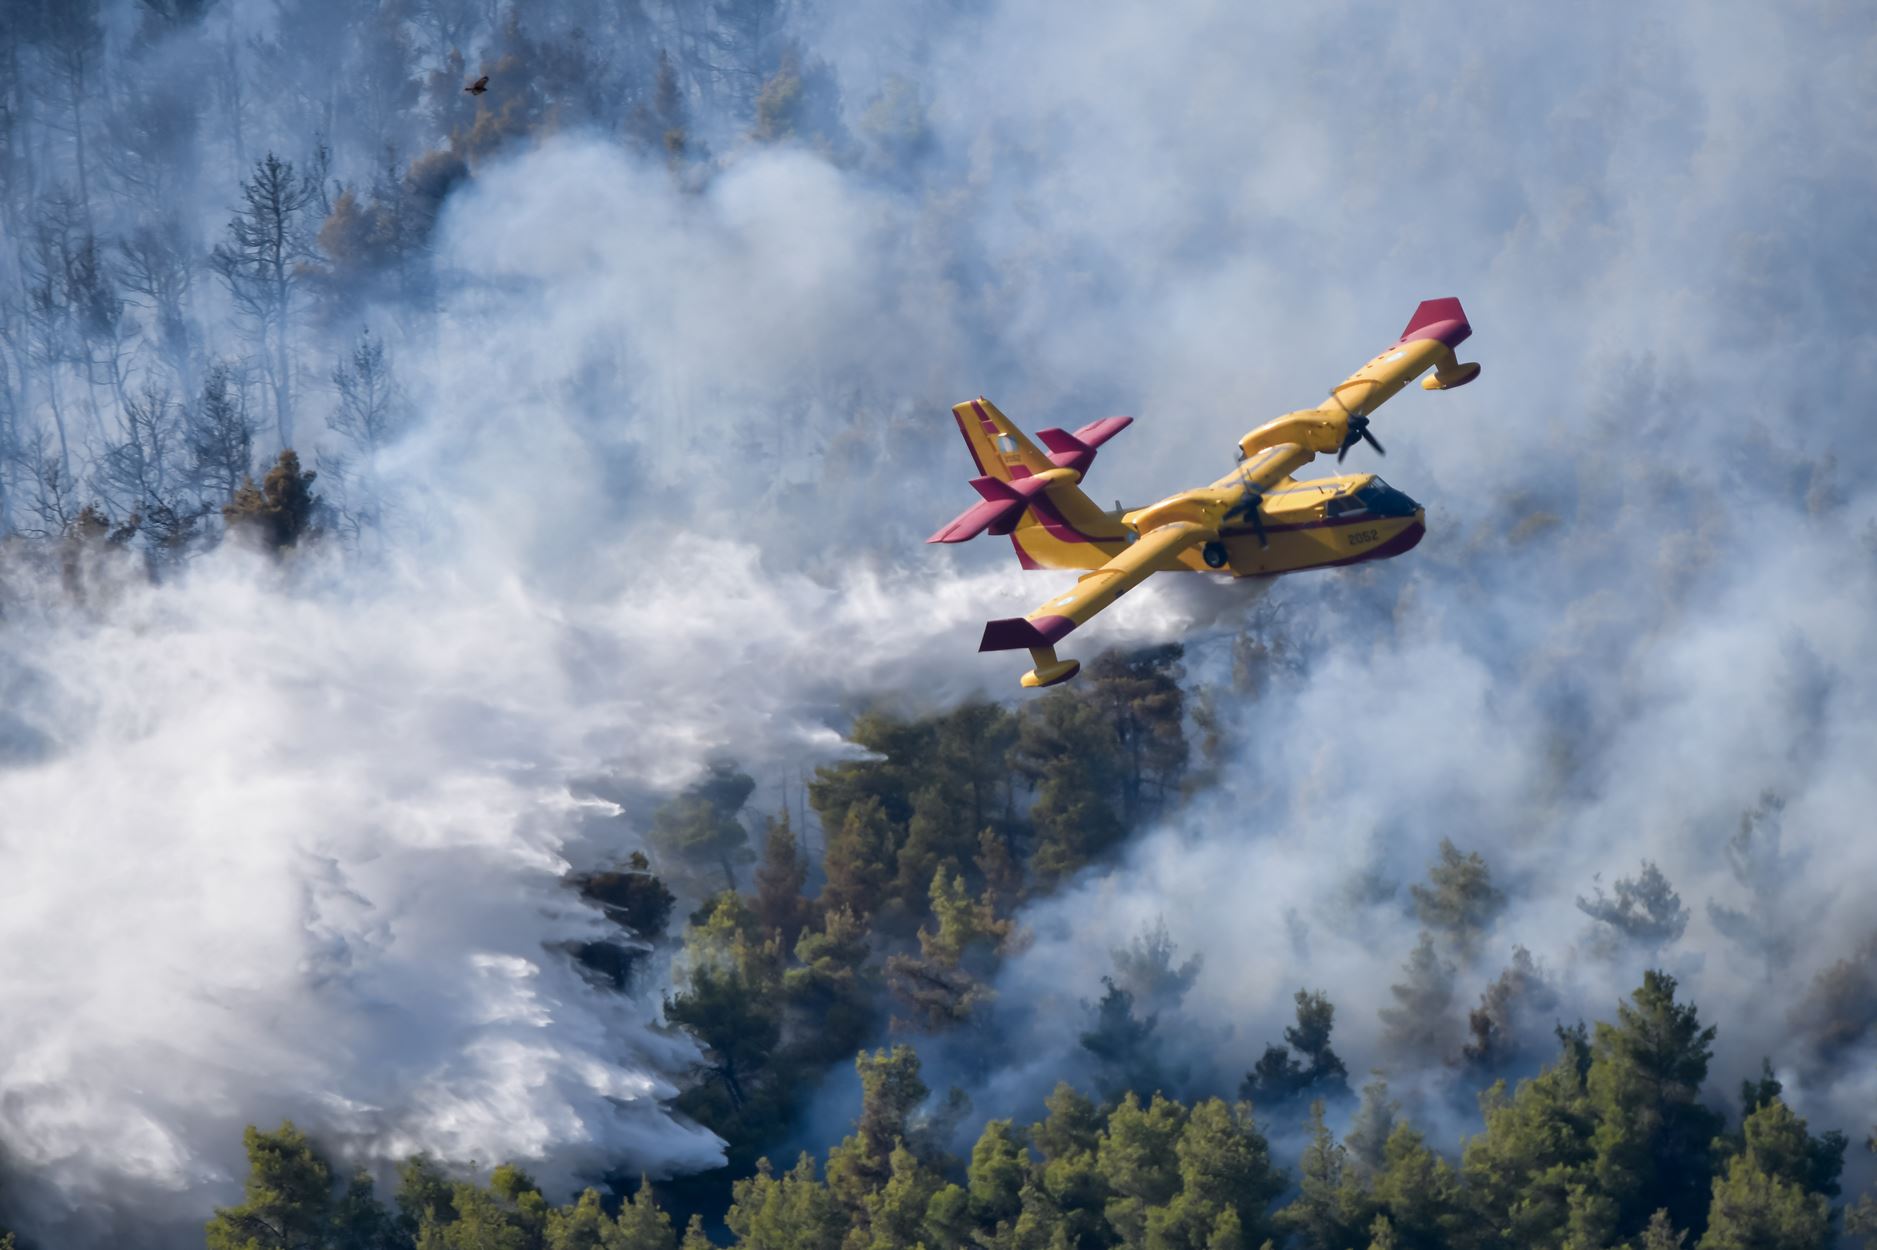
<box><xmin>0</xmin><ymin>129</ymin><xmax>1220</xmax><ymax>1245</ymax></box>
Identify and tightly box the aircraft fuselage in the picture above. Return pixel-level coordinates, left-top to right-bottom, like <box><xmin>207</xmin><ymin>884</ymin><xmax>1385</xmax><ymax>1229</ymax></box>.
<box><xmin>1012</xmin><ymin>470</ymin><xmax>1424</xmax><ymax>581</ymax></box>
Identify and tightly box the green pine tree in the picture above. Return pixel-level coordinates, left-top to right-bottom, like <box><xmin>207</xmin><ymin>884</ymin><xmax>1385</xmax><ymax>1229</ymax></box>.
<box><xmin>862</xmin><ymin>1142</ymin><xmax>945</xmax><ymax>1249</ymax></box>
<box><xmin>1017</xmin><ymin>690</ymin><xmax>1125</xmax><ymax>885</ymax></box>
<box><xmin>1278</xmin><ymin>1101</ymin><xmax>1374</xmax><ymax>1250</ymax></box>
<box><xmin>543</xmin><ymin>1188</ymin><xmax>610</xmax><ymax>1250</ymax></box>
<box><xmin>679</xmin><ymin>1214</ymin><xmax>715</xmax><ymax>1250</ymax></box>
<box><xmin>885</xmin><ymin>866</ymin><xmax>1012</xmax><ymax>1031</ymax></box>
<box><xmin>820</xmin><ymin>794</ymin><xmax>895</xmax><ymax>920</ymax></box>
<box><xmin>1459</xmin><ymin>1025</ymin><xmax>1599</xmax><ymax>1249</ymax></box>
<box><xmin>751</xmin><ymin>810</ymin><xmax>813</xmax><ymax>950</ymax></box>
<box><xmin>1587</xmin><ymin>972</ymin><xmax>1722</xmax><ymax>1238</ymax></box>
<box><xmin>1409</xmin><ymin>838</ymin><xmax>1506</xmax><ymax>960</ymax></box>
<box><xmin>782</xmin><ymin>905</ymin><xmax>877</xmax><ymax>1067</ymax></box>
<box><xmin>1083</xmin><ymin>644</ymin><xmax>1188</xmax><ymax>827</ymax></box>
<box><xmin>967</xmin><ymin>1119</ymin><xmax>1027</xmax><ymax>1231</ymax></box>
<box><xmin>1095</xmin><ymin>1092</ymin><xmax>1187</xmax><ymax>1247</ymax></box>
<box><xmin>724</xmin><ymin>1154</ymin><xmax>843</xmax><ymax>1250</ymax></box>
<box><xmin>611</xmin><ymin>1184</ymin><xmax>680</xmax><ymax>1250</ymax></box>
<box><xmin>1156</xmin><ymin>1098</ymin><xmax>1284</xmax><ymax>1249</ymax></box>
<box><xmin>1370</xmin><ymin>1123</ymin><xmax>1464</xmax><ymax>1250</ymax></box>
<box><xmin>647</xmin><ymin>761</ymin><xmax>757</xmax><ymax>893</ymax></box>
<box><xmin>205</xmin><ymin>1121</ymin><xmax>336</xmax><ymax>1250</ymax></box>
<box><xmin>1697</xmin><ymin>1107</ymin><xmax>1832</xmax><ymax>1250</ymax></box>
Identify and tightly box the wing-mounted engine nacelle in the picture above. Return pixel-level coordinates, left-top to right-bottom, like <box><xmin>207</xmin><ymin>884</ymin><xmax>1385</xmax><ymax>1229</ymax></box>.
<box><xmin>1237</xmin><ymin>410</ymin><xmax>1346</xmax><ymax>460</ymax></box>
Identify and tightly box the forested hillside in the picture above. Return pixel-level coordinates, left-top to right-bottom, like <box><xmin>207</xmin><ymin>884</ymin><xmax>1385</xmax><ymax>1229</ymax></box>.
<box><xmin>197</xmin><ymin>1017</ymin><xmax>1877</xmax><ymax>1250</ymax></box>
<box><xmin>197</xmin><ymin>685</ymin><xmax>1877</xmax><ymax>1249</ymax></box>
<box><xmin>4</xmin><ymin>0</ymin><xmax>1877</xmax><ymax>1248</ymax></box>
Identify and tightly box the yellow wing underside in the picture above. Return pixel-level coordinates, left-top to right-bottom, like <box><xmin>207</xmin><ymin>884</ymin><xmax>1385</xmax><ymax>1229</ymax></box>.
<box><xmin>980</xmin><ymin>519</ymin><xmax>1213</xmax><ymax>665</ymax></box>
<box><xmin>1028</xmin><ymin>520</ymin><xmax>1213</xmax><ymax>630</ymax></box>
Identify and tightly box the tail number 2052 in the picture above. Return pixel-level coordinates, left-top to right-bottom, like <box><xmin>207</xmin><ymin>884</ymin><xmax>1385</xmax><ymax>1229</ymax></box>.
<box><xmin>1346</xmin><ymin>529</ymin><xmax>1380</xmax><ymax>547</ymax></box>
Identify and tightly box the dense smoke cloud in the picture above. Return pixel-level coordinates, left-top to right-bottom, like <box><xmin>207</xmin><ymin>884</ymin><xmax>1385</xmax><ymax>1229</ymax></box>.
<box><xmin>2</xmin><ymin>0</ymin><xmax>1875</xmax><ymax>1243</ymax></box>
<box><xmin>0</xmin><ymin>111</ymin><xmax>1210</xmax><ymax>1250</ymax></box>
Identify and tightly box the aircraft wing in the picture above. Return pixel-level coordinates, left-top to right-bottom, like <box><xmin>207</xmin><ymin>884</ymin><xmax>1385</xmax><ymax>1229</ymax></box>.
<box><xmin>979</xmin><ymin>520</ymin><xmax>1214</xmax><ymax>654</ymax></box>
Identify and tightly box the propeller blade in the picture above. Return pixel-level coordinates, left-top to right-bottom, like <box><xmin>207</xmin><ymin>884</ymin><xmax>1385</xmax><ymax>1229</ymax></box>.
<box><xmin>1337</xmin><ymin>415</ymin><xmax>1384</xmax><ymax>461</ymax></box>
<box><xmin>1227</xmin><ymin>490</ymin><xmax>1270</xmax><ymax>548</ymax></box>
<box><xmin>1224</xmin><ymin>464</ymin><xmax>1270</xmax><ymax>547</ymax></box>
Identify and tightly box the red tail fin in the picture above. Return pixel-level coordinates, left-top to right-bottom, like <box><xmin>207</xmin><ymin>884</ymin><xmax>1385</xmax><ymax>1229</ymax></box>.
<box><xmin>1399</xmin><ymin>298</ymin><xmax>1471</xmax><ymax>349</ymax></box>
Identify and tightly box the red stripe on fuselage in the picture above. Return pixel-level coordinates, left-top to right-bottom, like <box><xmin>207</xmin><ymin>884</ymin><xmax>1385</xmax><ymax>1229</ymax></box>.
<box><xmin>953</xmin><ymin>408</ymin><xmax>990</xmax><ymax>477</ymax></box>
<box><xmin>1221</xmin><ymin>511</ymin><xmax>1391</xmax><ymax>538</ymax></box>
<box><xmin>971</xmin><ymin>400</ymin><xmax>999</xmax><ymax>438</ymax></box>
<box><xmin>1025</xmin><ymin>492</ymin><xmax>1097</xmax><ymax>543</ymax></box>
<box><xmin>1303</xmin><ymin>518</ymin><xmax>1425</xmax><ymax>571</ymax></box>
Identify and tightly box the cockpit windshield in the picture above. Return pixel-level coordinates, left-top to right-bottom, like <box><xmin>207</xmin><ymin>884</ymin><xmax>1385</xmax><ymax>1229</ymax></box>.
<box><xmin>1352</xmin><ymin>477</ymin><xmax>1419</xmax><ymax>519</ymax></box>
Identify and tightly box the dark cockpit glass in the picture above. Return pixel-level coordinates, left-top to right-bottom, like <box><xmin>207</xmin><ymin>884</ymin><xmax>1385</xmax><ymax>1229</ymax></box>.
<box><xmin>1352</xmin><ymin>477</ymin><xmax>1421</xmax><ymax>518</ymax></box>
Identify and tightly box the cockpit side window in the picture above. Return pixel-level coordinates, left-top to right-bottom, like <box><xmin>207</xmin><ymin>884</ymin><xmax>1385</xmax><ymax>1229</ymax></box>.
<box><xmin>1325</xmin><ymin>494</ymin><xmax>1368</xmax><ymax>517</ymax></box>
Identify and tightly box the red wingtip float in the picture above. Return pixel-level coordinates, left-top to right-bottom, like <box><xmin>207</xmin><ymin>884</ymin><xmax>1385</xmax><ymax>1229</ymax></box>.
<box><xmin>933</xmin><ymin>299</ymin><xmax>1480</xmax><ymax>687</ymax></box>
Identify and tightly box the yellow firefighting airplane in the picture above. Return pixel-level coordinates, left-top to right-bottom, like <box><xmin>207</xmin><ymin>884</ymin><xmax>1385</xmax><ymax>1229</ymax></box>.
<box><xmin>931</xmin><ymin>298</ymin><xmax>1480</xmax><ymax>688</ymax></box>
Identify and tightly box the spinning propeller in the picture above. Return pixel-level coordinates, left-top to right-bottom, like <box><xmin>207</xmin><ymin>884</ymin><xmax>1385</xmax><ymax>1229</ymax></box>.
<box><xmin>1328</xmin><ymin>386</ymin><xmax>1386</xmax><ymax>463</ymax></box>
<box><xmin>1338</xmin><ymin>413</ymin><xmax>1385</xmax><ymax>462</ymax></box>
<box><xmin>1222</xmin><ymin>467</ymin><xmax>1269</xmax><ymax>548</ymax></box>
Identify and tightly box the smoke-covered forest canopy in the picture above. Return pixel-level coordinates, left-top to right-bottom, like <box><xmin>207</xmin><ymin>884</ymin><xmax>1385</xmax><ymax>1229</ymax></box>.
<box><xmin>2</xmin><ymin>0</ymin><xmax>1876</xmax><ymax>1247</ymax></box>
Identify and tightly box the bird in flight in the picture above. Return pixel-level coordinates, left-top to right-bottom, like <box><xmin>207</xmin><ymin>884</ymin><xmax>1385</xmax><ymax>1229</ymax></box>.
<box><xmin>465</xmin><ymin>75</ymin><xmax>489</xmax><ymax>96</ymax></box>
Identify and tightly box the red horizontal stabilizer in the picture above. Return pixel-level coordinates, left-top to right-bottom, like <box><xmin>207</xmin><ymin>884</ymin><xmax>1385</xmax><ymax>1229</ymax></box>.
<box><xmin>1398</xmin><ymin>297</ymin><xmax>1471</xmax><ymax>349</ymax></box>
<box><xmin>928</xmin><ymin>473</ymin><xmax>1067</xmax><ymax>543</ymax></box>
<box><xmin>969</xmin><ymin>475</ymin><xmax>1021</xmax><ymax>503</ymax></box>
<box><xmin>978</xmin><ymin>614</ymin><xmax>1076</xmax><ymax>652</ymax></box>
<box><xmin>927</xmin><ymin>499</ymin><xmax>1016</xmax><ymax>543</ymax></box>
<box><xmin>1071</xmin><ymin>415</ymin><xmax>1133</xmax><ymax>447</ymax></box>
<box><xmin>1036</xmin><ymin>416</ymin><xmax>1132</xmax><ymax>474</ymax></box>
<box><xmin>928</xmin><ymin>477</ymin><xmax>1024</xmax><ymax>543</ymax></box>
<box><xmin>1035</xmin><ymin>427</ymin><xmax>1087</xmax><ymax>457</ymax></box>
